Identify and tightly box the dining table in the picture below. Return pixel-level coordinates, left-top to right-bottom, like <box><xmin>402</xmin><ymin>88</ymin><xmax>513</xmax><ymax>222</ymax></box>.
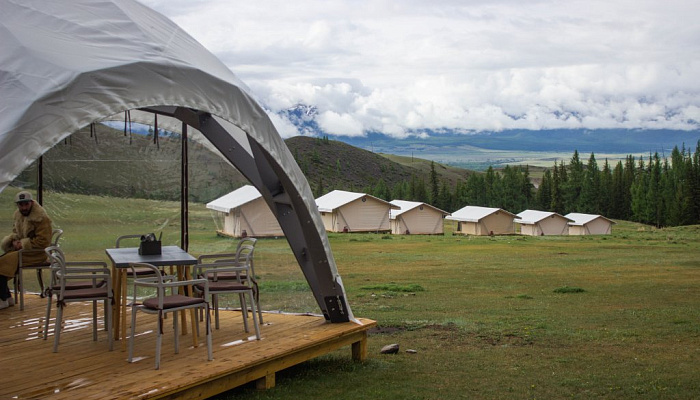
<box><xmin>105</xmin><ymin>245</ymin><xmax>199</xmax><ymax>350</ymax></box>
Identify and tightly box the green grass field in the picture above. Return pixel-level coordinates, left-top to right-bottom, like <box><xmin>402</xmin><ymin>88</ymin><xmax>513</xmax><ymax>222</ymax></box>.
<box><xmin>1</xmin><ymin>188</ymin><xmax>698</xmax><ymax>399</ymax></box>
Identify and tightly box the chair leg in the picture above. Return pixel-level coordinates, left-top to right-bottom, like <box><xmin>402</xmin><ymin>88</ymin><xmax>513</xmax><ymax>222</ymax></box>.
<box><xmin>205</xmin><ymin>304</ymin><xmax>213</xmax><ymax>361</ymax></box>
<box><xmin>53</xmin><ymin>304</ymin><xmax>63</xmax><ymax>353</ymax></box>
<box><xmin>173</xmin><ymin>311</ymin><xmax>179</xmax><ymax>355</ymax></box>
<box><xmin>18</xmin><ymin>269</ymin><xmax>24</xmax><ymax>311</ymax></box>
<box><xmin>92</xmin><ymin>301</ymin><xmax>98</xmax><ymax>342</ymax></box>
<box><xmin>36</xmin><ymin>269</ymin><xmax>45</xmax><ymax>298</ymax></box>
<box><xmin>213</xmin><ymin>294</ymin><xmax>220</xmax><ymax>330</ymax></box>
<box><xmin>239</xmin><ymin>293</ymin><xmax>249</xmax><ymax>333</ymax></box>
<box><xmin>253</xmin><ymin>283</ymin><xmax>263</xmax><ymax>324</ymax></box>
<box><xmin>106</xmin><ymin>297</ymin><xmax>113</xmax><ymax>351</ymax></box>
<box><xmin>248</xmin><ymin>291</ymin><xmax>261</xmax><ymax>340</ymax></box>
<box><xmin>44</xmin><ymin>294</ymin><xmax>52</xmax><ymax>340</ymax></box>
<box><xmin>128</xmin><ymin>306</ymin><xmax>138</xmax><ymax>362</ymax></box>
<box><xmin>155</xmin><ymin>314</ymin><xmax>163</xmax><ymax>370</ymax></box>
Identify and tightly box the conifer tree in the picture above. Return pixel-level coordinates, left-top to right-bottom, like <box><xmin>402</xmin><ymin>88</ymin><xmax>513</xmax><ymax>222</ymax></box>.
<box><xmin>564</xmin><ymin>150</ymin><xmax>584</xmax><ymax>213</ymax></box>
<box><xmin>579</xmin><ymin>153</ymin><xmax>600</xmax><ymax>213</ymax></box>
<box><xmin>611</xmin><ymin>161</ymin><xmax>625</xmax><ymax>219</ymax></box>
<box><xmin>536</xmin><ymin>169</ymin><xmax>552</xmax><ymax>211</ymax></box>
<box><xmin>429</xmin><ymin>161</ymin><xmax>439</xmax><ymax>205</ymax></box>
<box><xmin>550</xmin><ymin>164</ymin><xmax>564</xmax><ymax>214</ymax></box>
<box><xmin>599</xmin><ymin>159</ymin><xmax>612</xmax><ymax>216</ymax></box>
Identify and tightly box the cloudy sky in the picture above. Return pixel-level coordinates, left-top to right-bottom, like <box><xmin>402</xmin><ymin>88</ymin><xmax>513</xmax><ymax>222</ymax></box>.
<box><xmin>143</xmin><ymin>0</ymin><xmax>700</xmax><ymax>139</ymax></box>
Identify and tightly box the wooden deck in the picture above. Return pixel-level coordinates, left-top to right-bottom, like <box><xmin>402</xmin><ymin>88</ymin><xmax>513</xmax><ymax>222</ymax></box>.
<box><xmin>0</xmin><ymin>294</ymin><xmax>375</xmax><ymax>399</ymax></box>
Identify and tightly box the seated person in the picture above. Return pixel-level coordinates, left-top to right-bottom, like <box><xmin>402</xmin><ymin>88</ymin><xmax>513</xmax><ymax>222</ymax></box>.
<box><xmin>0</xmin><ymin>191</ymin><xmax>53</xmax><ymax>309</ymax></box>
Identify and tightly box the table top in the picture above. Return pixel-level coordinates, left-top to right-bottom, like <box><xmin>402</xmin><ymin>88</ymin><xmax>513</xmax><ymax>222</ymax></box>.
<box><xmin>105</xmin><ymin>245</ymin><xmax>197</xmax><ymax>268</ymax></box>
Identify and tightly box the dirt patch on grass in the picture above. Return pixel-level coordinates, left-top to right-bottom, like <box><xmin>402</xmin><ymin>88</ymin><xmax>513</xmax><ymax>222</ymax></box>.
<box><xmin>368</xmin><ymin>326</ymin><xmax>406</xmax><ymax>335</ymax></box>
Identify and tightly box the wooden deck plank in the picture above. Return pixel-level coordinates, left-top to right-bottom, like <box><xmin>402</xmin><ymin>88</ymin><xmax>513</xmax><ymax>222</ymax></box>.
<box><xmin>0</xmin><ymin>294</ymin><xmax>375</xmax><ymax>399</ymax></box>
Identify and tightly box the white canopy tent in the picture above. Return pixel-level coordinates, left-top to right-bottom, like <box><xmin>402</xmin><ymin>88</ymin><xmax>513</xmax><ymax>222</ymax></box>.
<box><xmin>0</xmin><ymin>0</ymin><xmax>352</xmax><ymax>322</ymax></box>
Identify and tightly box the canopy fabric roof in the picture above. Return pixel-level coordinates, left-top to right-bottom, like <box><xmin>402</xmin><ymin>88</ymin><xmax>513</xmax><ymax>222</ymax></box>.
<box><xmin>207</xmin><ymin>185</ymin><xmax>263</xmax><ymax>214</ymax></box>
<box><xmin>389</xmin><ymin>200</ymin><xmax>449</xmax><ymax>219</ymax></box>
<box><xmin>565</xmin><ymin>213</ymin><xmax>616</xmax><ymax>226</ymax></box>
<box><xmin>0</xmin><ymin>0</ymin><xmax>353</xmax><ymax>322</ymax></box>
<box><xmin>446</xmin><ymin>206</ymin><xmax>516</xmax><ymax>222</ymax></box>
<box><xmin>516</xmin><ymin>209</ymin><xmax>573</xmax><ymax>224</ymax></box>
<box><xmin>315</xmin><ymin>190</ymin><xmax>398</xmax><ymax>213</ymax></box>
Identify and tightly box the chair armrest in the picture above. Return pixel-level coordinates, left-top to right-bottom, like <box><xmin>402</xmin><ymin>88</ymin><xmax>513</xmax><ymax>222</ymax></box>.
<box><xmin>161</xmin><ymin>278</ymin><xmax>208</xmax><ymax>289</ymax></box>
<box><xmin>58</xmin><ymin>272</ymin><xmax>111</xmax><ymax>281</ymax></box>
<box><xmin>197</xmin><ymin>253</ymin><xmax>237</xmax><ymax>263</ymax></box>
<box><xmin>19</xmin><ymin>248</ymin><xmax>47</xmax><ymax>255</ymax></box>
<box><xmin>65</xmin><ymin>261</ymin><xmax>108</xmax><ymax>267</ymax></box>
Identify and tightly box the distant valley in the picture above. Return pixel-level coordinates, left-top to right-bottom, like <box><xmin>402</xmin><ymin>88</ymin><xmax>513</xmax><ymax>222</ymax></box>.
<box><xmin>330</xmin><ymin>129</ymin><xmax>700</xmax><ymax>170</ymax></box>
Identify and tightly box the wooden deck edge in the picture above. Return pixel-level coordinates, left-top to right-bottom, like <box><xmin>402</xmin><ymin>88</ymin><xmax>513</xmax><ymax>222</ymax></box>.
<box><xmin>155</xmin><ymin>324</ymin><xmax>373</xmax><ymax>400</ymax></box>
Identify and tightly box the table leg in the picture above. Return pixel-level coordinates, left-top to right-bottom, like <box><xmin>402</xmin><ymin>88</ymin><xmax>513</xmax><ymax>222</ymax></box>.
<box><xmin>176</xmin><ymin>267</ymin><xmax>189</xmax><ymax>336</ymax></box>
<box><xmin>120</xmin><ymin>270</ymin><xmax>128</xmax><ymax>351</ymax></box>
<box><xmin>185</xmin><ymin>266</ymin><xmax>198</xmax><ymax>347</ymax></box>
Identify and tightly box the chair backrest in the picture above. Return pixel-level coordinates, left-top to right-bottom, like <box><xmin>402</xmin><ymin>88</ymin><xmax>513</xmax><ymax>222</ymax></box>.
<box><xmin>45</xmin><ymin>245</ymin><xmax>66</xmax><ymax>286</ymax></box>
<box><xmin>45</xmin><ymin>245</ymin><xmax>65</xmax><ymax>269</ymax></box>
<box><xmin>116</xmin><ymin>234</ymin><xmax>143</xmax><ymax>248</ymax></box>
<box><xmin>51</xmin><ymin>229</ymin><xmax>63</xmax><ymax>246</ymax></box>
<box><xmin>236</xmin><ymin>237</ymin><xmax>257</xmax><ymax>251</ymax></box>
<box><xmin>195</xmin><ymin>259</ymin><xmax>251</xmax><ymax>285</ymax></box>
<box><xmin>236</xmin><ymin>244</ymin><xmax>255</xmax><ymax>273</ymax></box>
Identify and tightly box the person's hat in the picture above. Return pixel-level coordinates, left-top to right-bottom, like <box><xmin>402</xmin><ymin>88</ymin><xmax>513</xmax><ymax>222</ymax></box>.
<box><xmin>15</xmin><ymin>191</ymin><xmax>33</xmax><ymax>203</ymax></box>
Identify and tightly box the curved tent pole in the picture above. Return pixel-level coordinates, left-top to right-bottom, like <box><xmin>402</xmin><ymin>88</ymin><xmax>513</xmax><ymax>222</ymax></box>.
<box><xmin>144</xmin><ymin>106</ymin><xmax>351</xmax><ymax>323</ymax></box>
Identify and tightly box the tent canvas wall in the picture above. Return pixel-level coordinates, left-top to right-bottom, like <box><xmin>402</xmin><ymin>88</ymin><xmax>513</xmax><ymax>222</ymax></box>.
<box><xmin>0</xmin><ymin>0</ymin><xmax>352</xmax><ymax>322</ymax></box>
<box><xmin>390</xmin><ymin>200</ymin><xmax>448</xmax><ymax>235</ymax></box>
<box><xmin>516</xmin><ymin>210</ymin><xmax>573</xmax><ymax>236</ymax></box>
<box><xmin>316</xmin><ymin>190</ymin><xmax>397</xmax><ymax>233</ymax></box>
<box><xmin>566</xmin><ymin>213</ymin><xmax>615</xmax><ymax>235</ymax></box>
<box><xmin>446</xmin><ymin>206</ymin><xmax>518</xmax><ymax>235</ymax></box>
<box><xmin>207</xmin><ymin>185</ymin><xmax>284</xmax><ymax>237</ymax></box>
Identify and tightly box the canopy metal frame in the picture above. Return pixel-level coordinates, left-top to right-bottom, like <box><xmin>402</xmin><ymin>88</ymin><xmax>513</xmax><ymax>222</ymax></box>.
<box><xmin>141</xmin><ymin>106</ymin><xmax>350</xmax><ymax>323</ymax></box>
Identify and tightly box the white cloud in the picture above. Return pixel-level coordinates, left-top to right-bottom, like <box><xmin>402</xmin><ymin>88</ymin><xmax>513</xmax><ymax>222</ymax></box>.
<box><xmin>316</xmin><ymin>111</ymin><xmax>364</xmax><ymax>137</ymax></box>
<box><xmin>142</xmin><ymin>0</ymin><xmax>700</xmax><ymax>137</ymax></box>
<box><xmin>266</xmin><ymin>111</ymin><xmax>300</xmax><ymax>138</ymax></box>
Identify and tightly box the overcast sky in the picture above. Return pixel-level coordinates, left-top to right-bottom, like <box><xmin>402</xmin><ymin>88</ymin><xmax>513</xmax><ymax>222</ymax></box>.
<box><xmin>142</xmin><ymin>0</ymin><xmax>700</xmax><ymax>139</ymax></box>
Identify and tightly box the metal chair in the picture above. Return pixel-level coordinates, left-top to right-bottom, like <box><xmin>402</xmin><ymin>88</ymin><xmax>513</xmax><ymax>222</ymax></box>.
<box><xmin>127</xmin><ymin>262</ymin><xmax>212</xmax><ymax>370</ymax></box>
<box><xmin>197</xmin><ymin>237</ymin><xmax>263</xmax><ymax>323</ymax></box>
<box><xmin>43</xmin><ymin>246</ymin><xmax>113</xmax><ymax>352</ymax></box>
<box><xmin>193</xmin><ymin>255</ymin><xmax>261</xmax><ymax>340</ymax></box>
<box><xmin>13</xmin><ymin>228</ymin><xmax>63</xmax><ymax>310</ymax></box>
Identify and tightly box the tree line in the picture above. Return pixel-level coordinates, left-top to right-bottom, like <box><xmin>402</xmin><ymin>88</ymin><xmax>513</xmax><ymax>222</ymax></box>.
<box><xmin>359</xmin><ymin>141</ymin><xmax>700</xmax><ymax>228</ymax></box>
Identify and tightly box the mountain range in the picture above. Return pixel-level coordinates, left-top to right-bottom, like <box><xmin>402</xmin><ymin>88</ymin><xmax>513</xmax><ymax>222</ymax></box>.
<box><xmin>280</xmin><ymin>104</ymin><xmax>700</xmax><ymax>169</ymax></box>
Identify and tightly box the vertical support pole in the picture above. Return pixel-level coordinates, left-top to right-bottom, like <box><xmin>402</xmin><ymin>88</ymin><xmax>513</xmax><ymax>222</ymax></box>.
<box><xmin>37</xmin><ymin>155</ymin><xmax>43</xmax><ymax>205</ymax></box>
<box><xmin>181</xmin><ymin>122</ymin><xmax>189</xmax><ymax>252</ymax></box>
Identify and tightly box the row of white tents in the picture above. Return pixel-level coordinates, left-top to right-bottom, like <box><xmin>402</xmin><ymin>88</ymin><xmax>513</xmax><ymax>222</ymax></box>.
<box><xmin>207</xmin><ymin>187</ymin><xmax>615</xmax><ymax>238</ymax></box>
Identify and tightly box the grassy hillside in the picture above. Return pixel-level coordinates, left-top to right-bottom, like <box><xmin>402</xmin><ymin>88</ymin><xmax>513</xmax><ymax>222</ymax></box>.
<box><xmin>14</xmin><ymin>124</ymin><xmax>248</xmax><ymax>203</ymax></box>
<box><xmin>284</xmin><ymin>136</ymin><xmax>475</xmax><ymax>193</ymax></box>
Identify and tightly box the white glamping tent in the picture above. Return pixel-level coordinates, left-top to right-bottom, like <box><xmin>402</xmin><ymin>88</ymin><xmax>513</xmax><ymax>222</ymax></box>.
<box><xmin>516</xmin><ymin>210</ymin><xmax>573</xmax><ymax>236</ymax></box>
<box><xmin>316</xmin><ymin>190</ymin><xmax>398</xmax><ymax>233</ymax></box>
<box><xmin>0</xmin><ymin>0</ymin><xmax>351</xmax><ymax>322</ymax></box>
<box><xmin>447</xmin><ymin>206</ymin><xmax>518</xmax><ymax>235</ymax></box>
<box><xmin>566</xmin><ymin>213</ymin><xmax>615</xmax><ymax>235</ymax></box>
<box><xmin>207</xmin><ymin>185</ymin><xmax>284</xmax><ymax>238</ymax></box>
<box><xmin>390</xmin><ymin>200</ymin><xmax>448</xmax><ymax>235</ymax></box>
